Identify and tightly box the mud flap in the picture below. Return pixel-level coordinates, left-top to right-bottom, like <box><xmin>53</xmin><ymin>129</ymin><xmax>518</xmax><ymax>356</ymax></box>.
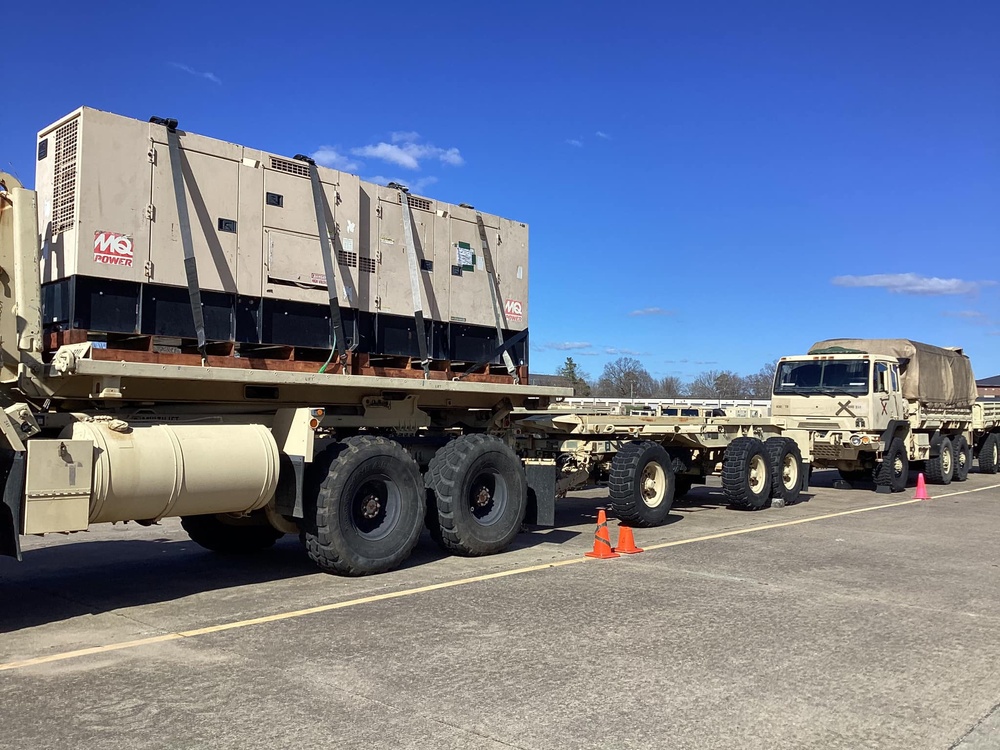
<box><xmin>0</xmin><ymin>450</ymin><xmax>25</xmax><ymax>560</ymax></box>
<box><xmin>524</xmin><ymin>461</ymin><xmax>556</xmax><ymax>527</ymax></box>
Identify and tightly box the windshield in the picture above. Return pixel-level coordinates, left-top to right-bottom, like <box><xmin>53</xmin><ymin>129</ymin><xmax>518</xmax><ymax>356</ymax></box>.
<box><xmin>773</xmin><ymin>359</ymin><xmax>870</xmax><ymax>396</ymax></box>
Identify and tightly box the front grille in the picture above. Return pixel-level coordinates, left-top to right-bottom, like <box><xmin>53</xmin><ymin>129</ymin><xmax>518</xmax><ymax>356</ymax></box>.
<box><xmin>813</xmin><ymin>444</ymin><xmax>844</xmax><ymax>460</ymax></box>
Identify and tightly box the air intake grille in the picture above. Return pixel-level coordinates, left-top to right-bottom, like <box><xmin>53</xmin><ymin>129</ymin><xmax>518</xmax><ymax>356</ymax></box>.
<box><xmin>400</xmin><ymin>194</ymin><xmax>433</xmax><ymax>212</ymax></box>
<box><xmin>269</xmin><ymin>157</ymin><xmax>311</xmax><ymax>177</ymax></box>
<box><xmin>359</xmin><ymin>256</ymin><xmax>376</xmax><ymax>274</ymax></box>
<box><xmin>52</xmin><ymin>120</ymin><xmax>79</xmax><ymax>234</ymax></box>
<box><xmin>337</xmin><ymin>250</ymin><xmax>358</xmax><ymax>267</ymax></box>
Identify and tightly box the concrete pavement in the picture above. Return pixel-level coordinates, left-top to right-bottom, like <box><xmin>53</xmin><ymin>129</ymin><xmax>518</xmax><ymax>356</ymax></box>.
<box><xmin>2</xmin><ymin>470</ymin><xmax>1000</xmax><ymax>749</ymax></box>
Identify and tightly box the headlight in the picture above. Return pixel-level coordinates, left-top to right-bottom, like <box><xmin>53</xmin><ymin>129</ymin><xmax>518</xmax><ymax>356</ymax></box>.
<box><xmin>850</xmin><ymin>435</ymin><xmax>862</xmax><ymax>447</ymax></box>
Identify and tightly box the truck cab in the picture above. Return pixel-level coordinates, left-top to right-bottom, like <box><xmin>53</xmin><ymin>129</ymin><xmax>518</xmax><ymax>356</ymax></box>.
<box><xmin>770</xmin><ymin>352</ymin><xmax>906</xmax><ymax>473</ymax></box>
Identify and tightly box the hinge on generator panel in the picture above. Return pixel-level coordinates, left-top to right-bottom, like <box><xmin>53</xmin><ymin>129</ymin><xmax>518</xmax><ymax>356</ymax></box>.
<box><xmin>377</xmin><ymin>251</ymin><xmax>382</xmax><ymax>264</ymax></box>
<box><xmin>145</xmin><ymin>204</ymin><xmax>155</xmax><ymax>221</ymax></box>
<box><xmin>147</xmin><ymin>146</ymin><xmax>156</xmax><ymax>164</ymax></box>
<box><xmin>376</xmin><ymin>205</ymin><xmax>382</xmax><ymax>219</ymax></box>
<box><xmin>374</xmin><ymin>296</ymin><xmax>382</xmax><ymax>310</ymax></box>
<box><xmin>143</xmin><ymin>261</ymin><xmax>153</xmax><ymax>280</ymax></box>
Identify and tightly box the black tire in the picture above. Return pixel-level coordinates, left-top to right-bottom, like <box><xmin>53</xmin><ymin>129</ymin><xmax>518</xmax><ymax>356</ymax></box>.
<box><xmin>953</xmin><ymin>435</ymin><xmax>972</xmax><ymax>482</ymax></box>
<box><xmin>765</xmin><ymin>437</ymin><xmax>803</xmax><ymax>505</ymax></box>
<box><xmin>425</xmin><ymin>434</ymin><xmax>527</xmax><ymax>556</ymax></box>
<box><xmin>925</xmin><ymin>436</ymin><xmax>954</xmax><ymax>485</ymax></box>
<box><xmin>722</xmin><ymin>437</ymin><xmax>771</xmax><ymax>510</ymax></box>
<box><xmin>979</xmin><ymin>434</ymin><xmax>1000</xmax><ymax>474</ymax></box>
<box><xmin>608</xmin><ymin>441</ymin><xmax>675</xmax><ymax>527</ymax></box>
<box><xmin>873</xmin><ymin>437</ymin><xmax>909</xmax><ymax>492</ymax></box>
<box><xmin>675</xmin><ymin>475</ymin><xmax>694</xmax><ymax>499</ymax></box>
<box><xmin>303</xmin><ymin>435</ymin><xmax>425</xmax><ymax>576</ymax></box>
<box><xmin>181</xmin><ymin>513</ymin><xmax>283</xmax><ymax>554</ymax></box>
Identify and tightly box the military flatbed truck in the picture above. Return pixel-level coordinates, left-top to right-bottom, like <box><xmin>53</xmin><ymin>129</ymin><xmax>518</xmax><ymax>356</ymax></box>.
<box><xmin>771</xmin><ymin>339</ymin><xmax>1000</xmax><ymax>492</ymax></box>
<box><xmin>0</xmin><ymin>108</ymin><xmax>579</xmax><ymax>577</ymax></box>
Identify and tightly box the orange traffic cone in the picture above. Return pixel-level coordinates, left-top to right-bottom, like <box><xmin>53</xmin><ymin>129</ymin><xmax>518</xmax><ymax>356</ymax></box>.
<box><xmin>614</xmin><ymin>523</ymin><xmax>644</xmax><ymax>554</ymax></box>
<box><xmin>584</xmin><ymin>509</ymin><xmax>620</xmax><ymax>559</ymax></box>
<box><xmin>914</xmin><ymin>472</ymin><xmax>930</xmax><ymax>500</ymax></box>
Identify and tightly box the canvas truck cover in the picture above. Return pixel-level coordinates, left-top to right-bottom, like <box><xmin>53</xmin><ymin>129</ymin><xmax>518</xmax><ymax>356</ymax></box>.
<box><xmin>808</xmin><ymin>339</ymin><xmax>978</xmax><ymax>409</ymax></box>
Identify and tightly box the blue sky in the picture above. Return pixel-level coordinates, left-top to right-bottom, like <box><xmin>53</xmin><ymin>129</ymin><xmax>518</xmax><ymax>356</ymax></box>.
<box><xmin>3</xmin><ymin>1</ymin><xmax>998</xmax><ymax>381</ymax></box>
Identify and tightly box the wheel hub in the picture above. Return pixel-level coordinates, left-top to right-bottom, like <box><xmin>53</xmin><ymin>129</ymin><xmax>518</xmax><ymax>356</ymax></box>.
<box><xmin>361</xmin><ymin>493</ymin><xmax>382</xmax><ymax>519</ymax></box>
<box><xmin>473</xmin><ymin>484</ymin><xmax>492</xmax><ymax>508</ymax></box>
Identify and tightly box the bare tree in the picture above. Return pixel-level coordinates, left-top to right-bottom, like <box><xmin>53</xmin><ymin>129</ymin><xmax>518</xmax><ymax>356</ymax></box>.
<box><xmin>713</xmin><ymin>370</ymin><xmax>747</xmax><ymax>399</ymax></box>
<box><xmin>743</xmin><ymin>360</ymin><xmax>778</xmax><ymax>399</ymax></box>
<box><xmin>656</xmin><ymin>375</ymin><xmax>684</xmax><ymax>398</ymax></box>
<box><xmin>686</xmin><ymin>370</ymin><xmax>721</xmax><ymax>398</ymax></box>
<box><xmin>685</xmin><ymin>369</ymin><xmax>750</xmax><ymax>398</ymax></box>
<box><xmin>595</xmin><ymin>357</ymin><xmax>656</xmax><ymax>398</ymax></box>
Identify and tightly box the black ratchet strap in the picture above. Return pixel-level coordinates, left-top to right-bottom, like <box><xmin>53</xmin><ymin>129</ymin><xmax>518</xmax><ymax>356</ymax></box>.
<box><xmin>296</xmin><ymin>155</ymin><xmax>348</xmax><ymax>373</ymax></box>
<box><xmin>155</xmin><ymin>117</ymin><xmax>208</xmax><ymax>364</ymax></box>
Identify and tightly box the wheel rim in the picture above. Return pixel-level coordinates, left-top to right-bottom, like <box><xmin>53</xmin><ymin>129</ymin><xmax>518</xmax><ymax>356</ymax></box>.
<box><xmin>350</xmin><ymin>475</ymin><xmax>401</xmax><ymax>541</ymax></box>
<box><xmin>892</xmin><ymin>454</ymin><xmax>905</xmax><ymax>480</ymax></box>
<box><xmin>781</xmin><ymin>453</ymin><xmax>799</xmax><ymax>491</ymax></box>
<box><xmin>468</xmin><ymin>468</ymin><xmax>509</xmax><ymax>526</ymax></box>
<box><xmin>942</xmin><ymin>446</ymin><xmax>952</xmax><ymax>474</ymax></box>
<box><xmin>956</xmin><ymin>445</ymin><xmax>967</xmax><ymax>472</ymax></box>
<box><xmin>992</xmin><ymin>442</ymin><xmax>998</xmax><ymax>466</ymax></box>
<box><xmin>640</xmin><ymin>461</ymin><xmax>667</xmax><ymax>508</ymax></box>
<box><xmin>748</xmin><ymin>454</ymin><xmax>767</xmax><ymax>493</ymax></box>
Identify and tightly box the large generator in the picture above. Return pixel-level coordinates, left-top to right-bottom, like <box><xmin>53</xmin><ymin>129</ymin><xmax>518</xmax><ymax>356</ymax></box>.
<box><xmin>35</xmin><ymin>107</ymin><xmax>528</xmax><ymax>371</ymax></box>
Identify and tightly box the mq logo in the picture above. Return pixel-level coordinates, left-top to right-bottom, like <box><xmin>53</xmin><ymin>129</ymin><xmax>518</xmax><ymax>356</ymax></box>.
<box><xmin>93</xmin><ymin>230</ymin><xmax>134</xmax><ymax>267</ymax></box>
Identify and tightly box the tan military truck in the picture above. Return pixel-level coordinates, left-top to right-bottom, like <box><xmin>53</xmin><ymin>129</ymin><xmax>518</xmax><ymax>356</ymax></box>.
<box><xmin>0</xmin><ymin>107</ymin><xmax>570</xmax><ymax>576</ymax></box>
<box><xmin>770</xmin><ymin>339</ymin><xmax>1000</xmax><ymax>492</ymax></box>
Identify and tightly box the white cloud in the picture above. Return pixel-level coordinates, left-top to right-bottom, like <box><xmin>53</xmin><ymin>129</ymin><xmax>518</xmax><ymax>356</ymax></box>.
<box><xmin>832</xmin><ymin>273</ymin><xmax>996</xmax><ymax>296</ymax></box>
<box><xmin>565</xmin><ymin>139</ymin><xmax>583</xmax><ymax>148</ymax></box>
<box><xmin>391</xmin><ymin>131</ymin><xmax>421</xmax><ymax>143</ymax></box>
<box><xmin>629</xmin><ymin>307</ymin><xmax>674</xmax><ymax>316</ymax></box>
<box><xmin>595</xmin><ymin>131</ymin><xmax>611</xmax><ymax>139</ymax></box>
<box><xmin>170</xmin><ymin>62</ymin><xmax>221</xmax><ymax>85</ymax></box>
<box><xmin>311</xmin><ymin>146</ymin><xmax>359</xmax><ymax>172</ymax></box>
<box><xmin>539</xmin><ymin>341</ymin><xmax>592</xmax><ymax>351</ymax></box>
<box><xmin>352</xmin><ymin>139</ymin><xmax>464</xmax><ymax>170</ymax></box>
<box><xmin>605</xmin><ymin>347</ymin><xmax>643</xmax><ymax>355</ymax></box>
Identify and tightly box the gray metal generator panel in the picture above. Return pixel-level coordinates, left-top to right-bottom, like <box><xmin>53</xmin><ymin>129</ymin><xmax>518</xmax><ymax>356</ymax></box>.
<box><xmin>35</xmin><ymin>107</ymin><xmax>528</xmax><ymax>332</ymax></box>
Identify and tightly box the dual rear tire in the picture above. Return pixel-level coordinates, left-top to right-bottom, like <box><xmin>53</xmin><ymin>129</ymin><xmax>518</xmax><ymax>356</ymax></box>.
<box><xmin>301</xmin><ymin>433</ymin><xmax>528</xmax><ymax>575</ymax></box>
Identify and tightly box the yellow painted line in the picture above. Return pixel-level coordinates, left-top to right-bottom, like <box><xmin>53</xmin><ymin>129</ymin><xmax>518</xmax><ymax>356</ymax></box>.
<box><xmin>3</xmin><ymin>480</ymin><xmax>999</xmax><ymax>673</ymax></box>
<box><xmin>0</xmin><ymin>559</ymin><xmax>585</xmax><ymax>672</ymax></box>
<box><xmin>641</xmin><ymin>481</ymin><xmax>1000</xmax><ymax>552</ymax></box>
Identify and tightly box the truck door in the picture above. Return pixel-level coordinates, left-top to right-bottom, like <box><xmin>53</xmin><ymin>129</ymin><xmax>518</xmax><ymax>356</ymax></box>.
<box><xmin>872</xmin><ymin>360</ymin><xmax>904</xmax><ymax>430</ymax></box>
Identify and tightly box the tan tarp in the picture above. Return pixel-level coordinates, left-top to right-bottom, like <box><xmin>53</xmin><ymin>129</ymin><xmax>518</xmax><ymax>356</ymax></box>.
<box><xmin>809</xmin><ymin>339</ymin><xmax>978</xmax><ymax>409</ymax></box>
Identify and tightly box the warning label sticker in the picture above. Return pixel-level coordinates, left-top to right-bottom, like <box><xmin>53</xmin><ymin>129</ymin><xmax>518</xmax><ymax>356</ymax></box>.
<box><xmin>93</xmin><ymin>230</ymin><xmax>134</xmax><ymax>267</ymax></box>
